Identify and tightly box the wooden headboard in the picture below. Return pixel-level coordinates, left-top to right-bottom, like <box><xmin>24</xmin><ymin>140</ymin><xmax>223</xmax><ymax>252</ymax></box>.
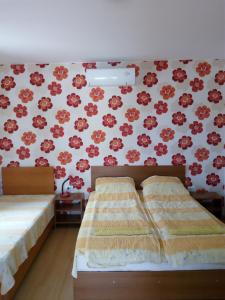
<box><xmin>91</xmin><ymin>166</ymin><xmax>186</xmax><ymax>190</ymax></box>
<box><xmin>2</xmin><ymin>167</ymin><xmax>54</xmax><ymax>195</ymax></box>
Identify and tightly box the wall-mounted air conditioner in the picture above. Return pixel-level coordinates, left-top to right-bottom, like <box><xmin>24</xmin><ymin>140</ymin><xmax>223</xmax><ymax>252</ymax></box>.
<box><xmin>86</xmin><ymin>68</ymin><xmax>135</xmax><ymax>86</ymax></box>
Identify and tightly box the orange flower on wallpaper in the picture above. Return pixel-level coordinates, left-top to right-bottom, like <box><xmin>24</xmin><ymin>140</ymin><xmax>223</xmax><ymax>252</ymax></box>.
<box><xmin>154</xmin><ymin>60</ymin><xmax>168</xmax><ymax>71</ymax></box>
<box><xmin>76</xmin><ymin>159</ymin><xmax>90</xmax><ymax>172</ymax></box>
<box><xmin>91</xmin><ymin>130</ymin><xmax>106</xmax><ymax>144</ymax></box>
<box><xmin>195</xmin><ymin>105</ymin><xmax>211</xmax><ymax>120</ymax></box>
<box><xmin>194</xmin><ymin>148</ymin><xmax>210</xmax><ymax>162</ymax></box>
<box><xmin>21</xmin><ymin>131</ymin><xmax>37</xmax><ymax>145</ymax></box>
<box><xmin>89</xmin><ymin>87</ymin><xmax>105</xmax><ymax>101</ymax></box>
<box><xmin>160</xmin><ymin>85</ymin><xmax>175</xmax><ymax>100</ymax></box>
<box><xmin>126</xmin><ymin>150</ymin><xmax>140</xmax><ymax>163</ymax></box>
<box><xmin>143</xmin><ymin>72</ymin><xmax>158</xmax><ymax>87</ymax></box>
<box><xmin>196</xmin><ymin>62</ymin><xmax>211</xmax><ymax>77</ymax></box>
<box><xmin>18</xmin><ymin>89</ymin><xmax>34</xmax><ymax>103</ymax></box>
<box><xmin>57</xmin><ymin>151</ymin><xmax>72</xmax><ymax>165</ymax></box>
<box><xmin>30</xmin><ymin>72</ymin><xmax>45</xmax><ymax>86</ymax></box>
<box><xmin>11</xmin><ymin>64</ymin><xmax>25</xmax><ymax>75</ymax></box>
<box><xmin>4</xmin><ymin>119</ymin><xmax>18</xmax><ymax>133</ymax></box>
<box><xmin>53</xmin><ymin>66</ymin><xmax>68</xmax><ymax>81</ymax></box>
<box><xmin>55</xmin><ymin>109</ymin><xmax>70</xmax><ymax>124</ymax></box>
<box><xmin>1</xmin><ymin>76</ymin><xmax>16</xmax><ymax>91</ymax></box>
<box><xmin>0</xmin><ymin>95</ymin><xmax>10</xmax><ymax>109</ymax></box>
<box><xmin>125</xmin><ymin>108</ymin><xmax>140</xmax><ymax>122</ymax></box>
<box><xmin>144</xmin><ymin>157</ymin><xmax>157</xmax><ymax>166</ymax></box>
<box><xmin>215</xmin><ymin>70</ymin><xmax>225</xmax><ymax>85</ymax></box>
<box><xmin>160</xmin><ymin>128</ymin><xmax>175</xmax><ymax>142</ymax></box>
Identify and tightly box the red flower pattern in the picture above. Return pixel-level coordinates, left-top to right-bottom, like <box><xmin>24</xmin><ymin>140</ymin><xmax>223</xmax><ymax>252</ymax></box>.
<box><xmin>137</xmin><ymin>134</ymin><xmax>151</xmax><ymax>147</ymax></box>
<box><xmin>144</xmin><ymin>157</ymin><xmax>158</xmax><ymax>166</ymax></box>
<box><xmin>48</xmin><ymin>82</ymin><xmax>62</xmax><ymax>96</ymax></box>
<box><xmin>54</xmin><ymin>166</ymin><xmax>66</xmax><ymax>179</ymax></box>
<box><xmin>172</xmin><ymin>68</ymin><xmax>187</xmax><ymax>82</ymax></box>
<box><xmin>11</xmin><ymin>64</ymin><xmax>25</xmax><ymax>75</ymax></box>
<box><xmin>32</xmin><ymin>115</ymin><xmax>47</xmax><ymax>129</ymax></box>
<box><xmin>50</xmin><ymin>125</ymin><xmax>64</xmax><ymax>138</ymax></box>
<box><xmin>190</xmin><ymin>78</ymin><xmax>204</xmax><ymax>92</ymax></box>
<box><xmin>67</xmin><ymin>93</ymin><xmax>81</xmax><ymax>107</ymax></box>
<box><xmin>213</xmin><ymin>156</ymin><xmax>225</xmax><ymax>170</ymax></box>
<box><xmin>91</xmin><ymin>130</ymin><xmax>106</xmax><ymax>144</ymax></box>
<box><xmin>108</xmin><ymin>96</ymin><xmax>123</xmax><ymax>110</ymax></box>
<box><xmin>214</xmin><ymin>114</ymin><xmax>225</xmax><ymax>128</ymax></box>
<box><xmin>7</xmin><ymin>161</ymin><xmax>20</xmax><ymax>167</ymax></box>
<box><xmin>160</xmin><ymin>85</ymin><xmax>175</xmax><ymax>100</ymax></box>
<box><xmin>82</xmin><ymin>63</ymin><xmax>96</xmax><ymax>70</ymax></box>
<box><xmin>154</xmin><ymin>101</ymin><xmax>168</xmax><ymax>115</ymax></box>
<box><xmin>207</xmin><ymin>132</ymin><xmax>221</xmax><ymax>146</ymax></box>
<box><xmin>90</xmin><ymin>87</ymin><xmax>105</xmax><ymax>101</ymax></box>
<box><xmin>68</xmin><ymin>136</ymin><xmax>83</xmax><ymax>149</ymax></box>
<box><xmin>125</xmin><ymin>108</ymin><xmax>140</xmax><ymax>122</ymax></box>
<box><xmin>13</xmin><ymin>104</ymin><xmax>27</xmax><ymax>118</ymax></box>
<box><xmin>86</xmin><ymin>145</ymin><xmax>99</xmax><ymax>158</ymax></box>
<box><xmin>178</xmin><ymin>93</ymin><xmax>193</xmax><ymax>108</ymax></box>
<box><xmin>207</xmin><ymin>89</ymin><xmax>222</xmax><ymax>104</ymax></box>
<box><xmin>1</xmin><ymin>76</ymin><xmax>16</xmax><ymax>91</ymax></box>
<box><xmin>102</xmin><ymin>114</ymin><xmax>117</xmax><ymax>127</ymax></box>
<box><xmin>30</xmin><ymin>72</ymin><xmax>45</xmax><ymax>86</ymax></box>
<box><xmin>137</xmin><ymin>91</ymin><xmax>151</xmax><ymax>106</ymax></box>
<box><xmin>84</xmin><ymin>103</ymin><xmax>98</xmax><ymax>117</ymax></box>
<box><xmin>172</xmin><ymin>153</ymin><xmax>186</xmax><ymax>166</ymax></box>
<box><xmin>154</xmin><ymin>61</ymin><xmax>168</xmax><ymax>71</ymax></box>
<box><xmin>38</xmin><ymin>97</ymin><xmax>53</xmax><ymax>111</ymax></box>
<box><xmin>21</xmin><ymin>131</ymin><xmax>36</xmax><ymax>145</ymax></box>
<box><xmin>126</xmin><ymin>150</ymin><xmax>140</xmax><ymax>163</ymax></box>
<box><xmin>154</xmin><ymin>143</ymin><xmax>168</xmax><ymax>156</ymax></box>
<box><xmin>214</xmin><ymin>70</ymin><xmax>225</xmax><ymax>85</ymax></box>
<box><xmin>172</xmin><ymin>112</ymin><xmax>186</xmax><ymax>126</ymax></box>
<box><xmin>55</xmin><ymin>110</ymin><xmax>70</xmax><ymax>124</ymax></box>
<box><xmin>19</xmin><ymin>89</ymin><xmax>33</xmax><ymax>103</ymax></box>
<box><xmin>4</xmin><ymin>119</ymin><xmax>18</xmax><ymax>133</ymax></box>
<box><xmin>178</xmin><ymin>136</ymin><xmax>193</xmax><ymax>150</ymax></box>
<box><xmin>143</xmin><ymin>116</ymin><xmax>158</xmax><ymax>130</ymax></box>
<box><xmin>195</xmin><ymin>106</ymin><xmax>211</xmax><ymax>120</ymax></box>
<box><xmin>35</xmin><ymin>157</ymin><xmax>49</xmax><ymax>167</ymax></box>
<box><xmin>74</xmin><ymin>118</ymin><xmax>89</xmax><ymax>132</ymax></box>
<box><xmin>16</xmin><ymin>146</ymin><xmax>30</xmax><ymax>160</ymax></box>
<box><xmin>119</xmin><ymin>86</ymin><xmax>133</xmax><ymax>94</ymax></box>
<box><xmin>0</xmin><ymin>95</ymin><xmax>10</xmax><ymax>109</ymax></box>
<box><xmin>53</xmin><ymin>66</ymin><xmax>68</xmax><ymax>81</ymax></box>
<box><xmin>76</xmin><ymin>159</ymin><xmax>90</xmax><ymax>172</ymax></box>
<box><xmin>40</xmin><ymin>139</ymin><xmax>55</xmax><ymax>153</ymax></box>
<box><xmin>119</xmin><ymin>123</ymin><xmax>133</xmax><ymax>136</ymax></box>
<box><xmin>196</xmin><ymin>62</ymin><xmax>211</xmax><ymax>77</ymax></box>
<box><xmin>104</xmin><ymin>155</ymin><xmax>118</xmax><ymax>166</ymax></box>
<box><xmin>143</xmin><ymin>72</ymin><xmax>158</xmax><ymax>87</ymax></box>
<box><xmin>72</xmin><ymin>74</ymin><xmax>87</xmax><ymax>89</ymax></box>
<box><xmin>57</xmin><ymin>151</ymin><xmax>72</xmax><ymax>165</ymax></box>
<box><xmin>189</xmin><ymin>163</ymin><xmax>202</xmax><ymax>176</ymax></box>
<box><xmin>0</xmin><ymin>137</ymin><xmax>13</xmax><ymax>151</ymax></box>
<box><xmin>189</xmin><ymin>121</ymin><xmax>203</xmax><ymax>135</ymax></box>
<box><xmin>160</xmin><ymin>128</ymin><xmax>175</xmax><ymax>142</ymax></box>
<box><xmin>109</xmin><ymin>138</ymin><xmax>124</xmax><ymax>151</ymax></box>
<box><xmin>194</xmin><ymin>148</ymin><xmax>209</xmax><ymax>162</ymax></box>
<box><xmin>206</xmin><ymin>173</ymin><xmax>220</xmax><ymax>186</ymax></box>
<box><xmin>69</xmin><ymin>176</ymin><xmax>84</xmax><ymax>190</ymax></box>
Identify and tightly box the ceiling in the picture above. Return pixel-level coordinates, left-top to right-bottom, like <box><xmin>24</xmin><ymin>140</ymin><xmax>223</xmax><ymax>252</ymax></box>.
<box><xmin>0</xmin><ymin>0</ymin><xmax>225</xmax><ymax>63</ymax></box>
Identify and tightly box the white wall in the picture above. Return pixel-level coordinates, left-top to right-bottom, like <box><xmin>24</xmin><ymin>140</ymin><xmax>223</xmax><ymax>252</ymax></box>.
<box><xmin>0</xmin><ymin>0</ymin><xmax>224</xmax><ymax>63</ymax></box>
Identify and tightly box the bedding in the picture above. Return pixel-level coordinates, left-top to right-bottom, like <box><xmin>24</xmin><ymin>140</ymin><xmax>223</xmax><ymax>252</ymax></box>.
<box><xmin>72</xmin><ymin>188</ymin><xmax>161</xmax><ymax>278</ymax></box>
<box><xmin>0</xmin><ymin>194</ymin><xmax>55</xmax><ymax>295</ymax></box>
<box><xmin>95</xmin><ymin>176</ymin><xmax>135</xmax><ymax>193</ymax></box>
<box><xmin>141</xmin><ymin>176</ymin><xmax>225</xmax><ymax>266</ymax></box>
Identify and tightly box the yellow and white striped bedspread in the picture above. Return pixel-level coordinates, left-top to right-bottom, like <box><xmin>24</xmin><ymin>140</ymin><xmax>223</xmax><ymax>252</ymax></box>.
<box><xmin>72</xmin><ymin>190</ymin><xmax>161</xmax><ymax>277</ymax></box>
<box><xmin>0</xmin><ymin>194</ymin><xmax>55</xmax><ymax>295</ymax></box>
<box><xmin>141</xmin><ymin>176</ymin><xmax>225</xmax><ymax>266</ymax></box>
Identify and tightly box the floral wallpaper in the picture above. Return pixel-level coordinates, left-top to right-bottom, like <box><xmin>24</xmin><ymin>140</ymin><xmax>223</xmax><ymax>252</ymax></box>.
<box><xmin>0</xmin><ymin>60</ymin><xmax>224</xmax><ymax>197</ymax></box>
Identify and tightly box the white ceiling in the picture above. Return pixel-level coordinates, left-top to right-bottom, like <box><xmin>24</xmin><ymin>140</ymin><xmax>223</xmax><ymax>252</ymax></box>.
<box><xmin>0</xmin><ymin>0</ymin><xmax>225</xmax><ymax>63</ymax></box>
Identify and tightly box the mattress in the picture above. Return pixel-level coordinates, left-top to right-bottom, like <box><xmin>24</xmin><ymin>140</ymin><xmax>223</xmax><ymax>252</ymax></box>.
<box><xmin>76</xmin><ymin>252</ymin><xmax>225</xmax><ymax>272</ymax></box>
<box><xmin>0</xmin><ymin>194</ymin><xmax>55</xmax><ymax>295</ymax></box>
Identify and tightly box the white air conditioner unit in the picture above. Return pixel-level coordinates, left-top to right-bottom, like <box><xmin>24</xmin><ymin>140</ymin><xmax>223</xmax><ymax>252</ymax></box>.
<box><xmin>86</xmin><ymin>68</ymin><xmax>135</xmax><ymax>87</ymax></box>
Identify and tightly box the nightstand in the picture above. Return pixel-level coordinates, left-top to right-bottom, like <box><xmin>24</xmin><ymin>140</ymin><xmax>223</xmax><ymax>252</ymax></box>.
<box><xmin>190</xmin><ymin>191</ymin><xmax>224</xmax><ymax>219</ymax></box>
<box><xmin>54</xmin><ymin>193</ymin><xmax>84</xmax><ymax>226</ymax></box>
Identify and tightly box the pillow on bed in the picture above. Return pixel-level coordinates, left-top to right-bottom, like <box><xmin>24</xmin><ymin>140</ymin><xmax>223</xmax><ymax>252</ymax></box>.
<box><xmin>95</xmin><ymin>177</ymin><xmax>136</xmax><ymax>193</ymax></box>
<box><xmin>141</xmin><ymin>175</ymin><xmax>189</xmax><ymax>198</ymax></box>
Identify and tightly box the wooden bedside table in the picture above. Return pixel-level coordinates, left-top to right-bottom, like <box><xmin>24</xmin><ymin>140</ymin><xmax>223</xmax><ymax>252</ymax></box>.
<box><xmin>54</xmin><ymin>193</ymin><xmax>84</xmax><ymax>226</ymax></box>
<box><xmin>190</xmin><ymin>191</ymin><xmax>224</xmax><ymax>219</ymax></box>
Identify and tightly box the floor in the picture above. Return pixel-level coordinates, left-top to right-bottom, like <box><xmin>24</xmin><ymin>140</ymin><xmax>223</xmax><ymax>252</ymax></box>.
<box><xmin>14</xmin><ymin>227</ymin><xmax>78</xmax><ymax>300</ymax></box>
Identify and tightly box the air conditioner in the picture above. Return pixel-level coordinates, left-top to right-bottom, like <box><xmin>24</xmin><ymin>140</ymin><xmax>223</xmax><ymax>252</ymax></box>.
<box><xmin>86</xmin><ymin>68</ymin><xmax>135</xmax><ymax>86</ymax></box>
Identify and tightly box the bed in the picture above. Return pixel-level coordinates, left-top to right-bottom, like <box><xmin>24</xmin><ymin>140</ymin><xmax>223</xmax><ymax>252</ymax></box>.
<box><xmin>73</xmin><ymin>166</ymin><xmax>225</xmax><ymax>300</ymax></box>
<box><xmin>0</xmin><ymin>167</ymin><xmax>55</xmax><ymax>300</ymax></box>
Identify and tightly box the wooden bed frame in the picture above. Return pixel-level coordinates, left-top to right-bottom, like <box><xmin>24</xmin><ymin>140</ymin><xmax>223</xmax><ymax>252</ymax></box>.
<box><xmin>74</xmin><ymin>165</ymin><xmax>225</xmax><ymax>300</ymax></box>
<box><xmin>0</xmin><ymin>167</ymin><xmax>55</xmax><ymax>300</ymax></box>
